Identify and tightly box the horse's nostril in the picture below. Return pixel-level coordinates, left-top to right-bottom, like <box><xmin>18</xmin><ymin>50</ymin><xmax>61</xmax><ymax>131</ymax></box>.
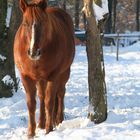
<box><xmin>27</xmin><ymin>49</ymin><xmax>31</xmax><ymax>56</ymax></box>
<box><xmin>36</xmin><ymin>49</ymin><xmax>41</xmax><ymax>56</ymax></box>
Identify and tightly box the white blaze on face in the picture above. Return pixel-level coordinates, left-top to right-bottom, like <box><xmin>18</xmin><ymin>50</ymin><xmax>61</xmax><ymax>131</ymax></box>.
<box><xmin>30</xmin><ymin>21</ymin><xmax>36</xmax><ymax>55</ymax></box>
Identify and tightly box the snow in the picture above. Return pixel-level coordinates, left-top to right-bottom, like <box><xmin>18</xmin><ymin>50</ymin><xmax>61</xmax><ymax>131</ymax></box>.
<box><xmin>2</xmin><ymin>75</ymin><xmax>14</xmax><ymax>86</ymax></box>
<box><xmin>6</xmin><ymin>5</ymin><xmax>12</xmax><ymax>28</ymax></box>
<box><xmin>0</xmin><ymin>54</ymin><xmax>6</xmax><ymax>61</ymax></box>
<box><xmin>0</xmin><ymin>42</ymin><xmax>140</xmax><ymax>139</ymax></box>
<box><xmin>82</xmin><ymin>0</ymin><xmax>109</xmax><ymax>21</ymax></box>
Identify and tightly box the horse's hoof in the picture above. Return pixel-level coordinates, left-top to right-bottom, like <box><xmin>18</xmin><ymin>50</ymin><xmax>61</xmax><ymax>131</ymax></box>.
<box><xmin>55</xmin><ymin>117</ymin><xmax>63</xmax><ymax>126</ymax></box>
<box><xmin>27</xmin><ymin>128</ymin><xmax>35</xmax><ymax>138</ymax></box>
<box><xmin>46</xmin><ymin>126</ymin><xmax>53</xmax><ymax>134</ymax></box>
<box><xmin>27</xmin><ymin>132</ymin><xmax>35</xmax><ymax>139</ymax></box>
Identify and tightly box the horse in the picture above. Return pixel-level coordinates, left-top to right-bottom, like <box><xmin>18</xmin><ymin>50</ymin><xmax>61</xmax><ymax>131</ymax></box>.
<box><xmin>14</xmin><ymin>0</ymin><xmax>75</xmax><ymax>137</ymax></box>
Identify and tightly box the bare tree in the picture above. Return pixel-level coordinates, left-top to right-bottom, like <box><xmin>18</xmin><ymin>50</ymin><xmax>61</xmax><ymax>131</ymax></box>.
<box><xmin>136</xmin><ymin>0</ymin><xmax>140</xmax><ymax>31</ymax></box>
<box><xmin>83</xmin><ymin>0</ymin><xmax>107</xmax><ymax>123</ymax></box>
<box><xmin>105</xmin><ymin>0</ymin><xmax>113</xmax><ymax>33</ymax></box>
<box><xmin>105</xmin><ymin>0</ymin><xmax>117</xmax><ymax>33</ymax></box>
<box><xmin>0</xmin><ymin>0</ymin><xmax>21</xmax><ymax>97</ymax></box>
<box><xmin>0</xmin><ymin>0</ymin><xmax>7</xmax><ymax>38</ymax></box>
<box><xmin>75</xmin><ymin>0</ymin><xmax>80</xmax><ymax>29</ymax></box>
<box><xmin>112</xmin><ymin>0</ymin><xmax>117</xmax><ymax>33</ymax></box>
<box><xmin>0</xmin><ymin>0</ymin><xmax>13</xmax><ymax>98</ymax></box>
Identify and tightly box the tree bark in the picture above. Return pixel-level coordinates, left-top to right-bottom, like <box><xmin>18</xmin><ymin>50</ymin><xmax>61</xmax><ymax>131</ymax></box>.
<box><xmin>83</xmin><ymin>0</ymin><xmax>107</xmax><ymax>123</ymax></box>
<box><xmin>75</xmin><ymin>0</ymin><xmax>80</xmax><ymax>29</ymax></box>
<box><xmin>94</xmin><ymin>0</ymin><xmax>102</xmax><ymax>6</ymax></box>
<box><xmin>136</xmin><ymin>0</ymin><xmax>140</xmax><ymax>31</ymax></box>
<box><xmin>0</xmin><ymin>0</ymin><xmax>21</xmax><ymax>97</ymax></box>
<box><xmin>112</xmin><ymin>0</ymin><xmax>117</xmax><ymax>33</ymax></box>
<box><xmin>105</xmin><ymin>0</ymin><xmax>113</xmax><ymax>33</ymax></box>
<box><xmin>105</xmin><ymin>0</ymin><xmax>117</xmax><ymax>33</ymax></box>
<box><xmin>0</xmin><ymin>0</ymin><xmax>7</xmax><ymax>41</ymax></box>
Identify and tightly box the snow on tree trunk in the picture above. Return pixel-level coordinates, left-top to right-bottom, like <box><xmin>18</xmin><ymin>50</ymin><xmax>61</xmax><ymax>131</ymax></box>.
<box><xmin>6</xmin><ymin>1</ymin><xmax>13</xmax><ymax>28</ymax></box>
<box><xmin>93</xmin><ymin>0</ymin><xmax>108</xmax><ymax>21</ymax></box>
<box><xmin>83</xmin><ymin>0</ymin><xmax>107</xmax><ymax>123</ymax></box>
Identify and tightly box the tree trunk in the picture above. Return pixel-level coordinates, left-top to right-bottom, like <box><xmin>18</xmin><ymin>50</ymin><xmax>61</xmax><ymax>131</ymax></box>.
<box><xmin>112</xmin><ymin>0</ymin><xmax>117</xmax><ymax>33</ymax></box>
<box><xmin>94</xmin><ymin>0</ymin><xmax>102</xmax><ymax>6</ymax></box>
<box><xmin>0</xmin><ymin>0</ymin><xmax>7</xmax><ymax>41</ymax></box>
<box><xmin>105</xmin><ymin>0</ymin><xmax>113</xmax><ymax>33</ymax></box>
<box><xmin>136</xmin><ymin>0</ymin><xmax>140</xmax><ymax>31</ymax></box>
<box><xmin>83</xmin><ymin>0</ymin><xmax>107</xmax><ymax>123</ymax></box>
<box><xmin>0</xmin><ymin>0</ymin><xmax>21</xmax><ymax>97</ymax></box>
<box><xmin>75</xmin><ymin>0</ymin><xmax>80</xmax><ymax>29</ymax></box>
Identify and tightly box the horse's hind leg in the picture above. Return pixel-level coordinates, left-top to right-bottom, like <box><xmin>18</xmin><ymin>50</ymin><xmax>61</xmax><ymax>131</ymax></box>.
<box><xmin>36</xmin><ymin>80</ymin><xmax>46</xmax><ymax>129</ymax></box>
<box><xmin>21</xmin><ymin>75</ymin><xmax>36</xmax><ymax>138</ymax></box>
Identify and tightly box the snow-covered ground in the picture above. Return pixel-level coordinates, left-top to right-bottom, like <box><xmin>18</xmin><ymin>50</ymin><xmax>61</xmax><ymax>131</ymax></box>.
<box><xmin>0</xmin><ymin>42</ymin><xmax>140</xmax><ymax>140</ymax></box>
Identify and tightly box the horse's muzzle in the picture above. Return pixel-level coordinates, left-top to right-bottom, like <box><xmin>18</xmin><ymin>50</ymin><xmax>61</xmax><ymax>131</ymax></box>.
<box><xmin>27</xmin><ymin>48</ymin><xmax>41</xmax><ymax>60</ymax></box>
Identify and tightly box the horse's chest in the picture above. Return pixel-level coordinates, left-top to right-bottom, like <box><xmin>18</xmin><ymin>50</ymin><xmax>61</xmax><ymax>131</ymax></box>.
<box><xmin>16</xmin><ymin>58</ymin><xmax>48</xmax><ymax>79</ymax></box>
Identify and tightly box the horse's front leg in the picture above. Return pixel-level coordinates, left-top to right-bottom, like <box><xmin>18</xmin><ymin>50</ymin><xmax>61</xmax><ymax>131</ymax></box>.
<box><xmin>36</xmin><ymin>80</ymin><xmax>46</xmax><ymax>129</ymax></box>
<box><xmin>45</xmin><ymin>81</ymin><xmax>57</xmax><ymax>134</ymax></box>
<box><xmin>21</xmin><ymin>75</ymin><xmax>36</xmax><ymax>138</ymax></box>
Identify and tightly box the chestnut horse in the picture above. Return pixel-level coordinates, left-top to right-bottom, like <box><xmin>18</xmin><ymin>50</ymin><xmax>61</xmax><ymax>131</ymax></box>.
<box><xmin>14</xmin><ymin>0</ymin><xmax>75</xmax><ymax>137</ymax></box>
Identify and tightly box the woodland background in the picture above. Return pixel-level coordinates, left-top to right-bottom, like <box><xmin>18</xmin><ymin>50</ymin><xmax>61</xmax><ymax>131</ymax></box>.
<box><xmin>0</xmin><ymin>0</ymin><xmax>140</xmax><ymax>117</ymax></box>
<box><xmin>0</xmin><ymin>1</ymin><xmax>140</xmax><ymax>139</ymax></box>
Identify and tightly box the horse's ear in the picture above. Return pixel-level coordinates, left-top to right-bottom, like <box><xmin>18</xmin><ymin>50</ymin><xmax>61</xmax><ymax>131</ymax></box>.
<box><xmin>19</xmin><ymin>0</ymin><xmax>28</xmax><ymax>13</ymax></box>
<box><xmin>38</xmin><ymin>0</ymin><xmax>47</xmax><ymax>10</ymax></box>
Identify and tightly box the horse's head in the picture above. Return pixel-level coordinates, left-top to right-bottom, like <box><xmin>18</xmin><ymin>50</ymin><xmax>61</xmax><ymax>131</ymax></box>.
<box><xmin>19</xmin><ymin>0</ymin><xmax>47</xmax><ymax>60</ymax></box>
